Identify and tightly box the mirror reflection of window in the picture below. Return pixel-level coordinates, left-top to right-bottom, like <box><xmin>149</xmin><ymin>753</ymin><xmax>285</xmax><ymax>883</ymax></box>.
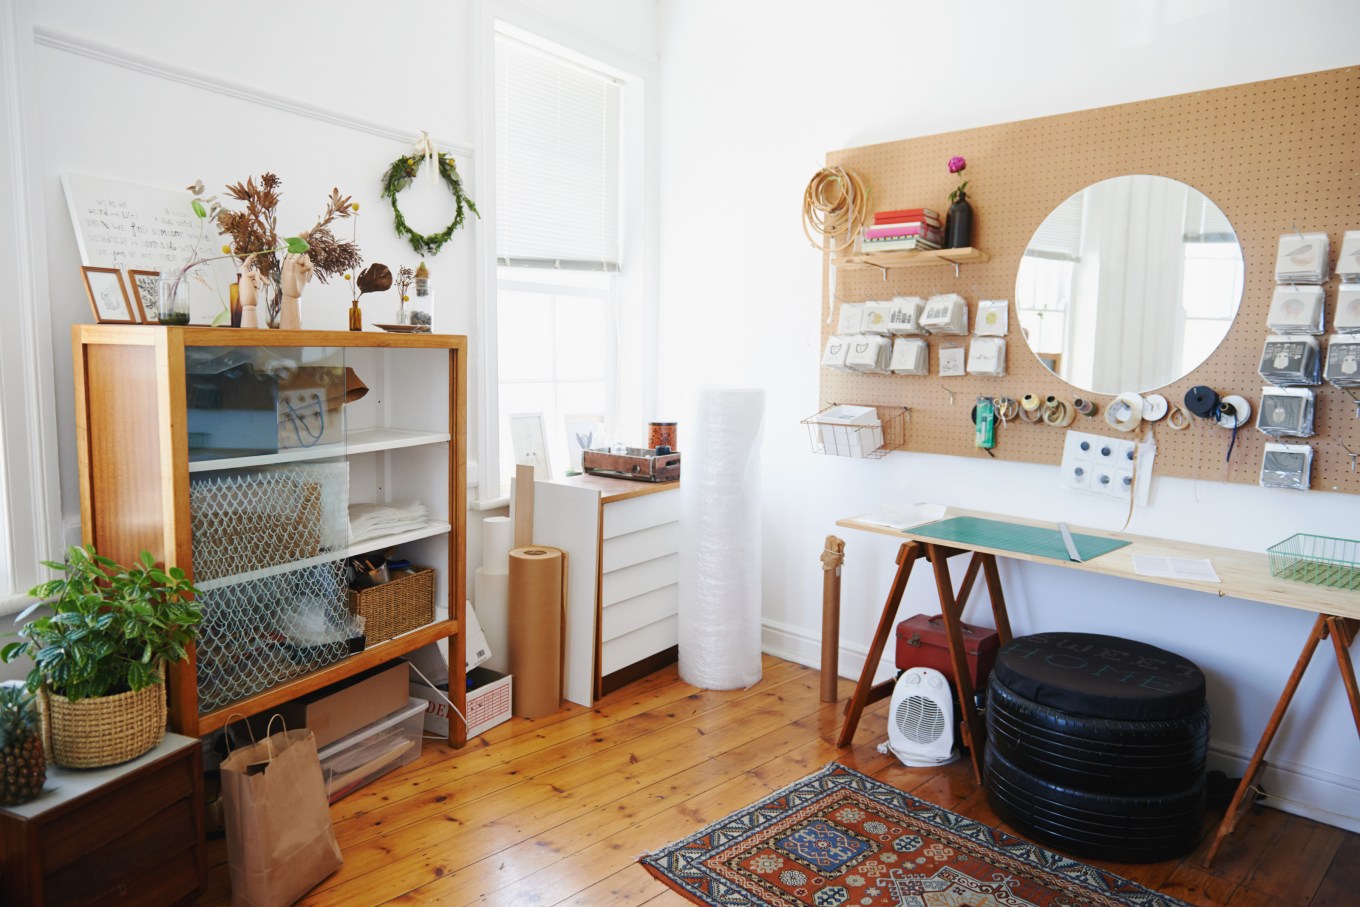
<box><xmin>1016</xmin><ymin>175</ymin><xmax>1243</xmax><ymax>395</ymax></box>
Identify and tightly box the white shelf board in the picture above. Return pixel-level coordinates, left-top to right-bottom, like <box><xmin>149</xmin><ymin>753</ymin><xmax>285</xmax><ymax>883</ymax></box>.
<box><xmin>195</xmin><ymin>519</ymin><xmax>452</xmax><ymax>591</ymax></box>
<box><xmin>187</xmin><ymin>428</ymin><xmax>450</xmax><ymax>473</ymax></box>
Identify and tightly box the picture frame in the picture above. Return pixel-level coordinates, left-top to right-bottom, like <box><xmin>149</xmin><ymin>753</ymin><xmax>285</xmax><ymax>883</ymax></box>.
<box><xmin>563</xmin><ymin>413</ymin><xmax>607</xmax><ymax>472</ymax></box>
<box><xmin>81</xmin><ymin>266</ymin><xmax>138</xmax><ymax>324</ymax></box>
<box><xmin>126</xmin><ymin>269</ymin><xmax>160</xmax><ymax>323</ymax></box>
<box><xmin>509</xmin><ymin>412</ymin><xmax>551</xmax><ymax>480</ymax></box>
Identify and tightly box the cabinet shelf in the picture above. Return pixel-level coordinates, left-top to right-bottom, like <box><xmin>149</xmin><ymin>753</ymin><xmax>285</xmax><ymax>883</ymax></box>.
<box><xmin>836</xmin><ymin>246</ymin><xmax>990</xmax><ymax>270</ymax></box>
<box><xmin>194</xmin><ymin>520</ymin><xmax>453</xmax><ymax>591</ymax></box>
<box><xmin>194</xmin><ymin>617</ymin><xmax>459</xmax><ymax>735</ymax></box>
<box><xmin>187</xmin><ymin>428</ymin><xmax>451</xmax><ymax>473</ymax></box>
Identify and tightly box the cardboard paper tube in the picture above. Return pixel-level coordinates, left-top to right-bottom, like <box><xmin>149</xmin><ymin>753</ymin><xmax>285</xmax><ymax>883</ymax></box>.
<box><xmin>507</xmin><ymin>546</ymin><xmax>566</xmax><ymax>718</ymax></box>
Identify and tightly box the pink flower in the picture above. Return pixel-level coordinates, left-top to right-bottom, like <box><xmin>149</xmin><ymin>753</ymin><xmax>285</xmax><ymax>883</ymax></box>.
<box><xmin>948</xmin><ymin>156</ymin><xmax>967</xmax><ymax>174</ymax></box>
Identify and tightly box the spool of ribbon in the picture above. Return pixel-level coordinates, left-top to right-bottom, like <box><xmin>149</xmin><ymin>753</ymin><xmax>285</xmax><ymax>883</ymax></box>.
<box><xmin>1142</xmin><ymin>393</ymin><xmax>1169</xmax><ymax>422</ymax></box>
<box><xmin>1184</xmin><ymin>386</ymin><xmax>1220</xmax><ymax>419</ymax></box>
<box><xmin>1020</xmin><ymin>394</ymin><xmax>1041</xmax><ymax>413</ymax></box>
<box><xmin>1215</xmin><ymin>394</ymin><xmax>1252</xmax><ymax>462</ymax></box>
<box><xmin>1105</xmin><ymin>392</ymin><xmax>1144</xmax><ymax>432</ymax></box>
<box><xmin>1073</xmin><ymin>397</ymin><xmax>1098</xmax><ymax>417</ymax></box>
<box><xmin>1042</xmin><ymin>395</ymin><xmax>1075</xmax><ymax>427</ymax></box>
<box><xmin>414</xmin><ymin>130</ymin><xmax>437</xmax><ymax>184</ymax></box>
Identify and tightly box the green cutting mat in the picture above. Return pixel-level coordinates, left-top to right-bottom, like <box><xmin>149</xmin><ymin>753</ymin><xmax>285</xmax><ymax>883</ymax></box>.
<box><xmin>910</xmin><ymin>516</ymin><xmax>1130</xmax><ymax>562</ymax></box>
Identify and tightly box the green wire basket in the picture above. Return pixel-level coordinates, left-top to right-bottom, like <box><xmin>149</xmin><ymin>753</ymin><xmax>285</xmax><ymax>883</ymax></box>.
<box><xmin>1267</xmin><ymin>533</ymin><xmax>1360</xmax><ymax>590</ymax></box>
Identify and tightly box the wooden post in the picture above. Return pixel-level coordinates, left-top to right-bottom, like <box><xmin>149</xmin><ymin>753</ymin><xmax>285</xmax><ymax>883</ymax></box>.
<box><xmin>513</xmin><ymin>463</ymin><xmax>535</xmax><ymax>548</ymax></box>
<box><xmin>820</xmin><ymin>536</ymin><xmax>846</xmax><ymax>702</ymax></box>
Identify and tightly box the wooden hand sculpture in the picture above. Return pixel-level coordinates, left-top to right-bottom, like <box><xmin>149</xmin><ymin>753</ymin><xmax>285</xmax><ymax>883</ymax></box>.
<box><xmin>239</xmin><ymin>263</ymin><xmax>263</xmax><ymax>329</ymax></box>
<box><xmin>279</xmin><ymin>252</ymin><xmax>315</xmax><ymax>331</ymax></box>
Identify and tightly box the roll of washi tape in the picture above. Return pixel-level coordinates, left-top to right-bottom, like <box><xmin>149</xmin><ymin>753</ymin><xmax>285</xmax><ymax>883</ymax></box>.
<box><xmin>1215</xmin><ymin>394</ymin><xmax>1252</xmax><ymax>429</ymax></box>
<box><xmin>1142</xmin><ymin>393</ymin><xmax>1169</xmax><ymax>422</ymax></box>
<box><xmin>1020</xmin><ymin>393</ymin><xmax>1041</xmax><ymax>413</ymax></box>
<box><xmin>1073</xmin><ymin>397</ymin><xmax>1098</xmax><ymax>417</ymax></box>
<box><xmin>1167</xmin><ymin>405</ymin><xmax>1191</xmax><ymax>429</ymax></box>
<box><xmin>1105</xmin><ymin>392</ymin><xmax>1144</xmax><ymax>432</ymax></box>
<box><xmin>1042</xmin><ymin>396</ymin><xmax>1075</xmax><ymax>427</ymax></box>
<box><xmin>1019</xmin><ymin>405</ymin><xmax>1041</xmax><ymax>423</ymax></box>
<box><xmin>1184</xmin><ymin>385</ymin><xmax>1220</xmax><ymax>419</ymax></box>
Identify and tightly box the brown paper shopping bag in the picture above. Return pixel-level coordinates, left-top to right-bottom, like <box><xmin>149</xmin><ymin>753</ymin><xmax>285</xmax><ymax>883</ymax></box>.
<box><xmin>220</xmin><ymin>726</ymin><xmax>343</xmax><ymax>907</ymax></box>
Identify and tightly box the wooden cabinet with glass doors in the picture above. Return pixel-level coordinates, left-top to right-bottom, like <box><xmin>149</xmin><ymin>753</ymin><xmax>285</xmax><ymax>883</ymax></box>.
<box><xmin>71</xmin><ymin>326</ymin><xmax>467</xmax><ymax>746</ymax></box>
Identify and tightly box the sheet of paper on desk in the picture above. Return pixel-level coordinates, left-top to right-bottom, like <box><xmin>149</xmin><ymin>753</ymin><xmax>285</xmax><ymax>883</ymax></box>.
<box><xmin>1131</xmin><ymin>555</ymin><xmax>1221</xmax><ymax>583</ymax></box>
<box><xmin>857</xmin><ymin>503</ymin><xmax>948</xmax><ymax>531</ymax></box>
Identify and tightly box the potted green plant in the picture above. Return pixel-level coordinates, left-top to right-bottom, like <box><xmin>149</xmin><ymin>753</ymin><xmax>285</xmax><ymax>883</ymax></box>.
<box><xmin>0</xmin><ymin>681</ymin><xmax>45</xmax><ymax>805</ymax></box>
<box><xmin>1</xmin><ymin>546</ymin><xmax>202</xmax><ymax>769</ymax></box>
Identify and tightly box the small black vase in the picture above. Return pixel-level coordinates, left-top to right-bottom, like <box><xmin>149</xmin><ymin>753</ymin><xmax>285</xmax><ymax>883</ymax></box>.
<box><xmin>945</xmin><ymin>193</ymin><xmax>974</xmax><ymax>249</ymax></box>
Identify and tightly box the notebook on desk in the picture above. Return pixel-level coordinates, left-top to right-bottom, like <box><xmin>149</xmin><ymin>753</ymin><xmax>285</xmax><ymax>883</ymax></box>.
<box><xmin>910</xmin><ymin>515</ymin><xmax>1131</xmax><ymax>562</ymax></box>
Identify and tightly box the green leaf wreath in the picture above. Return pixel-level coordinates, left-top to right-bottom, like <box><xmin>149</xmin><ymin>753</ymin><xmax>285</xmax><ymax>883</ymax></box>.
<box><xmin>381</xmin><ymin>152</ymin><xmax>480</xmax><ymax>256</ymax></box>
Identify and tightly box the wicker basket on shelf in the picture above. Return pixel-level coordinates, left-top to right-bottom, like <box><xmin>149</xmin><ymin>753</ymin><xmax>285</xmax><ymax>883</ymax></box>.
<box><xmin>347</xmin><ymin>568</ymin><xmax>435</xmax><ymax>642</ymax></box>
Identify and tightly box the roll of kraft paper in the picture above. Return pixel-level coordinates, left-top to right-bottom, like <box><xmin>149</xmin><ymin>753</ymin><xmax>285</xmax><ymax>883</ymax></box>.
<box><xmin>482</xmin><ymin>515</ymin><xmax>513</xmax><ymax>574</ymax></box>
<box><xmin>680</xmin><ymin>386</ymin><xmax>765</xmax><ymax>690</ymax></box>
<box><xmin>473</xmin><ymin>567</ymin><xmax>510</xmax><ymax>674</ymax></box>
<box><xmin>507</xmin><ymin>546</ymin><xmax>566</xmax><ymax>717</ymax></box>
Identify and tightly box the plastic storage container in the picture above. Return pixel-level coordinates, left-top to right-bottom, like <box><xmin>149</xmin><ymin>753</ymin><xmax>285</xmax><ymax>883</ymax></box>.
<box><xmin>316</xmin><ymin>696</ymin><xmax>426</xmax><ymax>802</ymax></box>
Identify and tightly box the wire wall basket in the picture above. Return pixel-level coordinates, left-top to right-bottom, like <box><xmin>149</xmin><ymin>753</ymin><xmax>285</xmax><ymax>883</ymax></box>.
<box><xmin>803</xmin><ymin>404</ymin><xmax>909</xmax><ymax>459</ymax></box>
<box><xmin>1267</xmin><ymin>533</ymin><xmax>1360</xmax><ymax>590</ymax></box>
<box><xmin>195</xmin><ymin>560</ymin><xmax>360</xmax><ymax>714</ymax></box>
<box><xmin>190</xmin><ymin>463</ymin><xmax>347</xmax><ymax>582</ymax></box>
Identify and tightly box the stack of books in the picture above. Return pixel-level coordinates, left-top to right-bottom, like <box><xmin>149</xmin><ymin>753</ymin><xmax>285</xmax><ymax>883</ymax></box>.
<box><xmin>861</xmin><ymin>208</ymin><xmax>943</xmax><ymax>253</ymax></box>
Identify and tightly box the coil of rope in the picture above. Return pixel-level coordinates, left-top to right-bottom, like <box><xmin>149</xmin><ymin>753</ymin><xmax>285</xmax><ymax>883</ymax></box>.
<box><xmin>803</xmin><ymin>166</ymin><xmax>870</xmax><ymax>253</ymax></box>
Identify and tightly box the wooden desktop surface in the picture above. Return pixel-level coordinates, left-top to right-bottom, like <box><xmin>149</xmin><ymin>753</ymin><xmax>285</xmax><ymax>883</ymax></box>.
<box><xmin>837</xmin><ymin>508</ymin><xmax>1360</xmax><ymax>621</ymax></box>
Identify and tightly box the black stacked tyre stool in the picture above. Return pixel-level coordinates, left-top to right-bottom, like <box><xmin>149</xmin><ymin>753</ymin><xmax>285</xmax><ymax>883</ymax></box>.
<box><xmin>983</xmin><ymin>632</ymin><xmax>1209</xmax><ymax>863</ymax></box>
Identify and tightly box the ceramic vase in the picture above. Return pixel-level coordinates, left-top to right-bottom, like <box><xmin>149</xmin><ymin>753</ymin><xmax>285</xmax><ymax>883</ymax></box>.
<box><xmin>945</xmin><ymin>193</ymin><xmax>974</xmax><ymax>250</ymax></box>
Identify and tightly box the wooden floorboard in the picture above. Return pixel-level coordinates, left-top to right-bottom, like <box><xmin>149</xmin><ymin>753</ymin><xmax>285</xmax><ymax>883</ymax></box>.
<box><xmin>194</xmin><ymin>655</ymin><xmax>1356</xmax><ymax>907</ymax></box>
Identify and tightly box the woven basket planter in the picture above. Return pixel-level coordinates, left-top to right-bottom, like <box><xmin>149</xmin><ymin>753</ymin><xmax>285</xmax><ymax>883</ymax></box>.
<box><xmin>40</xmin><ymin>668</ymin><xmax>167</xmax><ymax>769</ymax></box>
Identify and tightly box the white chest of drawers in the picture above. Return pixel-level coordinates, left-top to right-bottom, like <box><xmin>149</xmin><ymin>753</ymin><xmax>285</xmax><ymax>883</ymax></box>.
<box><xmin>530</xmin><ymin>475</ymin><xmax>680</xmax><ymax>705</ymax></box>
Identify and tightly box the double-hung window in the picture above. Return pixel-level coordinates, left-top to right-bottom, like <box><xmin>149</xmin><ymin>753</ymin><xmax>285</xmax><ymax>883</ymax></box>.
<box><xmin>491</xmin><ymin>28</ymin><xmax>640</xmax><ymax>492</ymax></box>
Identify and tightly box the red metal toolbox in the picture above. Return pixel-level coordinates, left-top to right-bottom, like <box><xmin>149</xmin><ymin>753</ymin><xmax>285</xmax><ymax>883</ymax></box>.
<box><xmin>895</xmin><ymin>613</ymin><xmax>1000</xmax><ymax>691</ymax></box>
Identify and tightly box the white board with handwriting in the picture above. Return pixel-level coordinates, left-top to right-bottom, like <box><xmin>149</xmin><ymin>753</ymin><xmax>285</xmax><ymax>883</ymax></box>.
<box><xmin>61</xmin><ymin>172</ymin><xmax>235</xmax><ymax>323</ymax></box>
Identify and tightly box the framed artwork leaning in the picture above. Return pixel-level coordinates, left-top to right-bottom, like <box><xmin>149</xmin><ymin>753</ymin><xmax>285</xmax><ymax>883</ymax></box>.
<box><xmin>81</xmin><ymin>266</ymin><xmax>138</xmax><ymax>324</ymax></box>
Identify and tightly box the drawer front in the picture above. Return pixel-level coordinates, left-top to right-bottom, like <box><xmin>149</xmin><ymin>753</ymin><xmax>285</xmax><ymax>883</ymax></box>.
<box><xmin>601</xmin><ymin>553</ymin><xmax>679</xmax><ymax>607</ymax></box>
<box><xmin>46</xmin><ymin>800</ymin><xmax>198</xmax><ymax>906</ymax></box>
<box><xmin>602</xmin><ymin>489</ymin><xmax>680</xmax><ymax>539</ymax></box>
<box><xmin>601</xmin><ymin>521</ymin><xmax>679</xmax><ymax>573</ymax></box>
<box><xmin>601</xmin><ymin>615</ymin><xmax>680</xmax><ymax>675</ymax></box>
<box><xmin>42</xmin><ymin>754</ymin><xmax>194</xmax><ymax>874</ymax></box>
<box><xmin>602</xmin><ymin>583</ymin><xmax>679</xmax><ymax>643</ymax></box>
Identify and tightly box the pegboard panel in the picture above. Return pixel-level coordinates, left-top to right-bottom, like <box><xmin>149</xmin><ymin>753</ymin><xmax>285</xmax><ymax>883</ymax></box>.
<box><xmin>820</xmin><ymin>66</ymin><xmax>1360</xmax><ymax>493</ymax></box>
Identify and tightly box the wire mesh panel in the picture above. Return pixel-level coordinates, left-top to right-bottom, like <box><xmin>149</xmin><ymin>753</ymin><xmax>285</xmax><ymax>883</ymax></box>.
<box><xmin>1267</xmin><ymin>533</ymin><xmax>1360</xmax><ymax>590</ymax></box>
<box><xmin>195</xmin><ymin>560</ymin><xmax>357</xmax><ymax>714</ymax></box>
<box><xmin>190</xmin><ymin>462</ymin><xmax>349</xmax><ymax>582</ymax></box>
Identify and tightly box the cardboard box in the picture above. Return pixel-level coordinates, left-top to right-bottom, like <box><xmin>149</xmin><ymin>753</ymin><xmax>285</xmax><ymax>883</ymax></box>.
<box><xmin>411</xmin><ymin>666</ymin><xmax>512</xmax><ymax>739</ymax></box>
<box><xmin>255</xmin><ymin>660</ymin><xmax>409</xmax><ymax>749</ymax></box>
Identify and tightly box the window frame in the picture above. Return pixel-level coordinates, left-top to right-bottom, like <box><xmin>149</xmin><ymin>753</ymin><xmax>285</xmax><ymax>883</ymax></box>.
<box><xmin>473</xmin><ymin>4</ymin><xmax>657</xmax><ymax>504</ymax></box>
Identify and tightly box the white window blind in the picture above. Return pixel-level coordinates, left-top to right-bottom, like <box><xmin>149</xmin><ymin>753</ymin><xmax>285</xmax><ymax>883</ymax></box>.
<box><xmin>495</xmin><ymin>33</ymin><xmax>623</xmax><ymax>272</ymax></box>
<box><xmin>1025</xmin><ymin>192</ymin><xmax>1085</xmax><ymax>262</ymax></box>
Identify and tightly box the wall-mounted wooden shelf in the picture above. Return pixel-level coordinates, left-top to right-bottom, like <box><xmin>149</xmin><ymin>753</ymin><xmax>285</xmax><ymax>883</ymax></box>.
<box><xmin>836</xmin><ymin>246</ymin><xmax>990</xmax><ymax>271</ymax></box>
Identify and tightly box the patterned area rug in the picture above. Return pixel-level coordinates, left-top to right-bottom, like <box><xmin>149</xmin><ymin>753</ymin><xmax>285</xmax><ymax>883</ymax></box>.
<box><xmin>640</xmin><ymin>763</ymin><xmax>1191</xmax><ymax>907</ymax></box>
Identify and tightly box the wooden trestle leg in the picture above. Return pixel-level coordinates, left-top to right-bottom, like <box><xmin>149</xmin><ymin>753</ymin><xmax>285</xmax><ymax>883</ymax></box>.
<box><xmin>1204</xmin><ymin>613</ymin><xmax>1360</xmax><ymax>867</ymax></box>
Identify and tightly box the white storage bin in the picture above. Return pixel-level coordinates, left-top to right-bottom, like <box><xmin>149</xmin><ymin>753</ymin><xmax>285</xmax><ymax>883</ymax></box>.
<box><xmin>316</xmin><ymin>696</ymin><xmax>426</xmax><ymax>802</ymax></box>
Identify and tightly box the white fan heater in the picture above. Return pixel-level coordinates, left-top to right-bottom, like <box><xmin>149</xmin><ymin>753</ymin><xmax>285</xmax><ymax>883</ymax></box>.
<box><xmin>884</xmin><ymin>667</ymin><xmax>958</xmax><ymax>767</ymax></box>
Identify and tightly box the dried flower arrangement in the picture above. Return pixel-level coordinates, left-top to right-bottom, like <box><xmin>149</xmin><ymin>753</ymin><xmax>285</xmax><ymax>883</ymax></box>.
<box><xmin>346</xmin><ymin>263</ymin><xmax>393</xmax><ymax>331</ymax></box>
<box><xmin>394</xmin><ymin>265</ymin><xmax>415</xmax><ymax>323</ymax></box>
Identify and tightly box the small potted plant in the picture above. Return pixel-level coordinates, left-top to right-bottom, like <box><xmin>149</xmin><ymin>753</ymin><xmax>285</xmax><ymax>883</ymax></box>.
<box><xmin>0</xmin><ymin>681</ymin><xmax>45</xmax><ymax>805</ymax></box>
<box><xmin>1</xmin><ymin>546</ymin><xmax>202</xmax><ymax>769</ymax></box>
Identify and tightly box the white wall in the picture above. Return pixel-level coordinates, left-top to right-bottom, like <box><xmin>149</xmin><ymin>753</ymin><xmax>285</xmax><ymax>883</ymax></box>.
<box><xmin>656</xmin><ymin>0</ymin><xmax>1360</xmax><ymax>829</ymax></box>
<box><xmin>1</xmin><ymin>0</ymin><xmax>658</xmax><ymax>677</ymax></box>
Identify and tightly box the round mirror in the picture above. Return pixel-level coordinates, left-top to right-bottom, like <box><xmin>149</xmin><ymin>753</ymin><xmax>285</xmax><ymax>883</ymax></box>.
<box><xmin>1016</xmin><ymin>175</ymin><xmax>1243</xmax><ymax>395</ymax></box>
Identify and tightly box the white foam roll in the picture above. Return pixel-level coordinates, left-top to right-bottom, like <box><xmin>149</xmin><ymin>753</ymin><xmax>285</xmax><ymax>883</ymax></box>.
<box><xmin>679</xmin><ymin>387</ymin><xmax>765</xmax><ymax>690</ymax></box>
<box><xmin>1105</xmin><ymin>392</ymin><xmax>1144</xmax><ymax>432</ymax></box>
<box><xmin>473</xmin><ymin>567</ymin><xmax>510</xmax><ymax>674</ymax></box>
<box><xmin>482</xmin><ymin>515</ymin><xmax>513</xmax><ymax>574</ymax></box>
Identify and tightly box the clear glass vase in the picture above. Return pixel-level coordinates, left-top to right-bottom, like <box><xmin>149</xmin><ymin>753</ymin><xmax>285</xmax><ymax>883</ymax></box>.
<box><xmin>156</xmin><ymin>275</ymin><xmax>190</xmax><ymax>325</ymax></box>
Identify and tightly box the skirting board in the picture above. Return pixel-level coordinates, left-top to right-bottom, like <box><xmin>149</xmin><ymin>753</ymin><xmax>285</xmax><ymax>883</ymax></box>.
<box><xmin>760</xmin><ymin>617</ymin><xmax>1360</xmax><ymax>833</ymax></box>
